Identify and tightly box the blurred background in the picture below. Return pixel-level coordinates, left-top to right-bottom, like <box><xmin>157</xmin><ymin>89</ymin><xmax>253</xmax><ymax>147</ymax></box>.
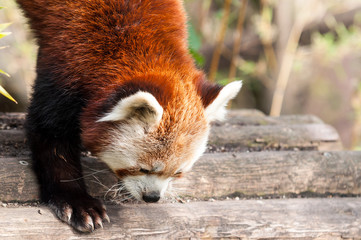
<box><xmin>0</xmin><ymin>0</ymin><xmax>361</xmax><ymax>149</ymax></box>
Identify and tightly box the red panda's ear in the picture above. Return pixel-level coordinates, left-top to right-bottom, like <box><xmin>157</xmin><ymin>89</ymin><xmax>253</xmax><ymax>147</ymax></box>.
<box><xmin>196</xmin><ymin>77</ymin><xmax>223</xmax><ymax>108</ymax></box>
<box><xmin>97</xmin><ymin>91</ymin><xmax>163</xmax><ymax>126</ymax></box>
<box><xmin>200</xmin><ymin>81</ymin><xmax>242</xmax><ymax>122</ymax></box>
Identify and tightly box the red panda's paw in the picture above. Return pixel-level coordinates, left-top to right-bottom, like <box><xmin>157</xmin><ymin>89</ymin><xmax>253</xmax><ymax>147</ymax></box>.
<box><xmin>48</xmin><ymin>194</ymin><xmax>109</xmax><ymax>233</ymax></box>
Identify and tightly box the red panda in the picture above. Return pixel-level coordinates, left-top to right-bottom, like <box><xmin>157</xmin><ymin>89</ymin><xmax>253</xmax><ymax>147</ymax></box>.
<box><xmin>17</xmin><ymin>0</ymin><xmax>242</xmax><ymax>233</ymax></box>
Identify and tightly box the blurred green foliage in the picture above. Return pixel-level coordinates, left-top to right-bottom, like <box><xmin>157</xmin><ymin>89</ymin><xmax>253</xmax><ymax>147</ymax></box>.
<box><xmin>0</xmin><ymin>6</ymin><xmax>17</xmax><ymax>104</ymax></box>
<box><xmin>187</xmin><ymin>21</ymin><xmax>205</xmax><ymax>67</ymax></box>
<box><xmin>312</xmin><ymin>23</ymin><xmax>361</xmax><ymax>62</ymax></box>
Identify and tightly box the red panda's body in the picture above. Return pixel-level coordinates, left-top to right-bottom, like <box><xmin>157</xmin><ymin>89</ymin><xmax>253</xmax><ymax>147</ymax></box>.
<box><xmin>17</xmin><ymin>0</ymin><xmax>242</xmax><ymax>232</ymax></box>
<box><xmin>19</xmin><ymin>0</ymin><xmax>196</xmax><ymax>94</ymax></box>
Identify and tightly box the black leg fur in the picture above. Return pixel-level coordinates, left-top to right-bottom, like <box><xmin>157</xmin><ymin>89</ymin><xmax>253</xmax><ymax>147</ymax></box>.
<box><xmin>26</xmin><ymin>67</ymin><xmax>108</xmax><ymax>232</ymax></box>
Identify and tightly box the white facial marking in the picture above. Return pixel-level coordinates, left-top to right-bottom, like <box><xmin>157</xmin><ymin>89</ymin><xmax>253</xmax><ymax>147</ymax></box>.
<box><xmin>122</xmin><ymin>175</ymin><xmax>172</xmax><ymax>201</ymax></box>
<box><xmin>98</xmin><ymin>120</ymin><xmax>146</xmax><ymax>170</ymax></box>
<box><xmin>97</xmin><ymin>91</ymin><xmax>164</xmax><ymax>171</ymax></box>
<box><xmin>97</xmin><ymin>91</ymin><xmax>163</xmax><ymax>126</ymax></box>
<box><xmin>205</xmin><ymin>80</ymin><xmax>242</xmax><ymax>122</ymax></box>
<box><xmin>177</xmin><ymin>126</ymin><xmax>210</xmax><ymax>174</ymax></box>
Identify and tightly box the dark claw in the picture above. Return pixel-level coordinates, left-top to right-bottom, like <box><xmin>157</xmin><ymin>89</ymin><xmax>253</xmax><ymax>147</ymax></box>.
<box><xmin>48</xmin><ymin>195</ymin><xmax>109</xmax><ymax>233</ymax></box>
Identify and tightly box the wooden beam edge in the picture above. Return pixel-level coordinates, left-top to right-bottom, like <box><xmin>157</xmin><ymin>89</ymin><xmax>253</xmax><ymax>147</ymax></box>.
<box><xmin>0</xmin><ymin>198</ymin><xmax>360</xmax><ymax>239</ymax></box>
<box><xmin>1</xmin><ymin>151</ymin><xmax>361</xmax><ymax>202</ymax></box>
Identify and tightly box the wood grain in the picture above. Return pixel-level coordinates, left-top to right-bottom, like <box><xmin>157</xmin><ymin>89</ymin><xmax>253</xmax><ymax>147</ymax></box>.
<box><xmin>0</xmin><ymin>130</ymin><xmax>29</xmax><ymax>158</ymax></box>
<box><xmin>1</xmin><ymin>151</ymin><xmax>361</xmax><ymax>202</ymax></box>
<box><xmin>0</xmin><ymin>109</ymin><xmax>264</xmax><ymax>129</ymax></box>
<box><xmin>174</xmin><ymin>151</ymin><xmax>361</xmax><ymax>197</ymax></box>
<box><xmin>225</xmin><ymin>110</ymin><xmax>323</xmax><ymax>125</ymax></box>
<box><xmin>0</xmin><ymin>112</ymin><xmax>25</xmax><ymax>130</ymax></box>
<box><xmin>0</xmin><ymin>114</ymin><xmax>342</xmax><ymax>158</ymax></box>
<box><xmin>0</xmin><ymin>198</ymin><xmax>360</xmax><ymax>239</ymax></box>
<box><xmin>208</xmin><ymin>123</ymin><xmax>343</xmax><ymax>151</ymax></box>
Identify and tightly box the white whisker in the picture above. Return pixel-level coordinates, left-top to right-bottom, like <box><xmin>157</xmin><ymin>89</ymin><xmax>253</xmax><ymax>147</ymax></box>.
<box><xmin>59</xmin><ymin>169</ymin><xmax>110</xmax><ymax>182</ymax></box>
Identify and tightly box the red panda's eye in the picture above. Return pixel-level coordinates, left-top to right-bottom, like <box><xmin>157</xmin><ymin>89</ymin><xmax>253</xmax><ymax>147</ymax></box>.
<box><xmin>140</xmin><ymin>168</ymin><xmax>150</xmax><ymax>174</ymax></box>
<box><xmin>174</xmin><ymin>171</ymin><xmax>183</xmax><ymax>177</ymax></box>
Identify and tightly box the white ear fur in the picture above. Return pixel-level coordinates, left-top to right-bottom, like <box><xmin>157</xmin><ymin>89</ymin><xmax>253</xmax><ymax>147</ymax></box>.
<box><xmin>205</xmin><ymin>81</ymin><xmax>242</xmax><ymax>122</ymax></box>
<box><xmin>97</xmin><ymin>91</ymin><xmax>163</xmax><ymax>126</ymax></box>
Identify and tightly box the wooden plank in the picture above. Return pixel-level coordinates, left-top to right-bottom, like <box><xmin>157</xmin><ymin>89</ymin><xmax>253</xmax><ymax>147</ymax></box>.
<box><xmin>0</xmin><ymin>130</ymin><xmax>29</xmax><ymax>158</ymax></box>
<box><xmin>0</xmin><ymin>111</ymin><xmax>341</xmax><ymax>155</ymax></box>
<box><xmin>225</xmin><ymin>110</ymin><xmax>323</xmax><ymax>125</ymax></box>
<box><xmin>0</xmin><ymin>109</ymin><xmax>263</xmax><ymax>130</ymax></box>
<box><xmin>0</xmin><ymin>111</ymin><xmax>324</xmax><ymax>130</ymax></box>
<box><xmin>0</xmin><ymin>122</ymin><xmax>342</xmax><ymax>158</ymax></box>
<box><xmin>0</xmin><ymin>198</ymin><xmax>360</xmax><ymax>239</ymax></box>
<box><xmin>175</xmin><ymin>151</ymin><xmax>361</xmax><ymax>198</ymax></box>
<box><xmin>208</xmin><ymin>123</ymin><xmax>342</xmax><ymax>152</ymax></box>
<box><xmin>0</xmin><ymin>112</ymin><xmax>25</xmax><ymax>130</ymax></box>
<box><xmin>1</xmin><ymin>151</ymin><xmax>361</xmax><ymax>202</ymax></box>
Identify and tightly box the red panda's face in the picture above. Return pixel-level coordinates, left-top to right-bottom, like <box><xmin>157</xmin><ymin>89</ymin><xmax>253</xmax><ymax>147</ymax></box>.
<box><xmin>92</xmin><ymin>81</ymin><xmax>242</xmax><ymax>202</ymax></box>
<box><xmin>95</xmin><ymin>91</ymin><xmax>209</xmax><ymax>202</ymax></box>
<box><xmin>111</xmin><ymin>125</ymin><xmax>210</xmax><ymax>202</ymax></box>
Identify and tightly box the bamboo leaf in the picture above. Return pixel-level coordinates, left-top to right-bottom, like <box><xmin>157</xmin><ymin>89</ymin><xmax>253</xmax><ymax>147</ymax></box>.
<box><xmin>0</xmin><ymin>22</ymin><xmax>11</xmax><ymax>32</ymax></box>
<box><xmin>0</xmin><ymin>32</ymin><xmax>11</xmax><ymax>39</ymax></box>
<box><xmin>0</xmin><ymin>7</ymin><xmax>16</xmax><ymax>104</ymax></box>
<box><xmin>0</xmin><ymin>85</ymin><xmax>18</xmax><ymax>104</ymax></box>
<box><xmin>0</xmin><ymin>69</ymin><xmax>10</xmax><ymax>77</ymax></box>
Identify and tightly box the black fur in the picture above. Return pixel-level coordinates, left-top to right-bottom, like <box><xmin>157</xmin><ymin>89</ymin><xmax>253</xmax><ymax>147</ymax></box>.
<box><xmin>26</xmin><ymin>51</ymin><xmax>107</xmax><ymax>232</ymax></box>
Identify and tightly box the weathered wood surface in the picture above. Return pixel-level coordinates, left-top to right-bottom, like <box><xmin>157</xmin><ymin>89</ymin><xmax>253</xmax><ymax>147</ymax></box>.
<box><xmin>0</xmin><ymin>110</ymin><xmax>324</xmax><ymax>127</ymax></box>
<box><xmin>0</xmin><ymin>110</ymin><xmax>264</xmax><ymax>129</ymax></box>
<box><xmin>0</xmin><ymin>130</ymin><xmax>29</xmax><ymax>158</ymax></box>
<box><xmin>0</xmin><ymin>112</ymin><xmax>26</xmax><ymax>130</ymax></box>
<box><xmin>175</xmin><ymin>151</ymin><xmax>361</xmax><ymax>198</ymax></box>
<box><xmin>225</xmin><ymin>110</ymin><xmax>323</xmax><ymax>125</ymax></box>
<box><xmin>0</xmin><ymin>111</ymin><xmax>343</xmax><ymax>158</ymax></box>
<box><xmin>2</xmin><ymin>151</ymin><xmax>361</xmax><ymax>202</ymax></box>
<box><xmin>0</xmin><ymin>110</ymin><xmax>355</xmax><ymax>239</ymax></box>
<box><xmin>0</xmin><ymin>198</ymin><xmax>360</xmax><ymax>239</ymax></box>
<box><xmin>209</xmin><ymin>123</ymin><xmax>342</xmax><ymax>151</ymax></box>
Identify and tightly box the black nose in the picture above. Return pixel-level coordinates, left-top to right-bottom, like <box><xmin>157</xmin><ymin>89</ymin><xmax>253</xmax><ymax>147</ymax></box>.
<box><xmin>142</xmin><ymin>191</ymin><xmax>160</xmax><ymax>203</ymax></box>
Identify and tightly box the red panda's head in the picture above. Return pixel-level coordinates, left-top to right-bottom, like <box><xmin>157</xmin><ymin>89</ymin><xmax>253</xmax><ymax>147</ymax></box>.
<box><xmin>82</xmin><ymin>78</ymin><xmax>242</xmax><ymax>202</ymax></box>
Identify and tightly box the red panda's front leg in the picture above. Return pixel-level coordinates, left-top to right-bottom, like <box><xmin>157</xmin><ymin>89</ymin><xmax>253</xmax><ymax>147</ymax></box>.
<box><xmin>27</xmin><ymin>132</ymin><xmax>109</xmax><ymax>232</ymax></box>
<box><xmin>25</xmin><ymin>72</ymin><xmax>109</xmax><ymax>232</ymax></box>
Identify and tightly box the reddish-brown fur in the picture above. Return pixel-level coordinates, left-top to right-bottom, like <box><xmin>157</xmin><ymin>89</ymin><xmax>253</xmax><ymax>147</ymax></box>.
<box><xmin>17</xmin><ymin>0</ymin><xmax>209</xmax><ymax>93</ymax></box>
<box><xmin>17</xmin><ymin>0</ymin><xmax>221</xmax><ymax>153</ymax></box>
